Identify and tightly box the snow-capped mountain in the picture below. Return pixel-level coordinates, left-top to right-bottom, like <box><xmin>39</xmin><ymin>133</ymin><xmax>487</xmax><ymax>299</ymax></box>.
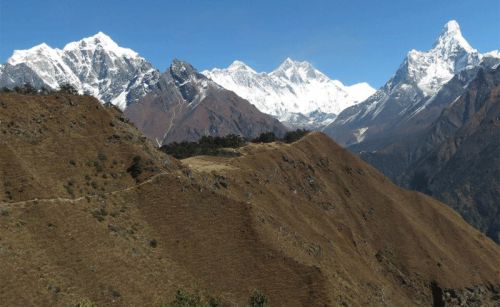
<box><xmin>325</xmin><ymin>20</ymin><xmax>499</xmax><ymax>146</ymax></box>
<box><xmin>202</xmin><ymin>58</ymin><xmax>375</xmax><ymax>128</ymax></box>
<box><xmin>0</xmin><ymin>32</ymin><xmax>159</xmax><ymax>109</ymax></box>
<box><xmin>404</xmin><ymin>20</ymin><xmax>481</xmax><ymax>96</ymax></box>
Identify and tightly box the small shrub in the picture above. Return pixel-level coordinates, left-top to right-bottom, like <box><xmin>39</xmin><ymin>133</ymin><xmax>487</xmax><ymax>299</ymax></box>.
<box><xmin>127</xmin><ymin>156</ymin><xmax>143</xmax><ymax>180</ymax></box>
<box><xmin>149</xmin><ymin>239</ymin><xmax>158</xmax><ymax>248</ymax></box>
<box><xmin>64</xmin><ymin>185</ymin><xmax>75</xmax><ymax>197</ymax></box>
<box><xmin>206</xmin><ymin>296</ymin><xmax>221</xmax><ymax>307</ymax></box>
<box><xmin>170</xmin><ymin>289</ymin><xmax>201</xmax><ymax>307</ymax></box>
<box><xmin>15</xmin><ymin>83</ymin><xmax>37</xmax><ymax>94</ymax></box>
<box><xmin>59</xmin><ymin>83</ymin><xmax>78</xmax><ymax>95</ymax></box>
<box><xmin>93</xmin><ymin>160</ymin><xmax>104</xmax><ymax>173</ymax></box>
<box><xmin>97</xmin><ymin>152</ymin><xmax>107</xmax><ymax>161</ymax></box>
<box><xmin>92</xmin><ymin>208</ymin><xmax>108</xmax><ymax>222</ymax></box>
<box><xmin>249</xmin><ymin>290</ymin><xmax>268</xmax><ymax>307</ymax></box>
<box><xmin>76</xmin><ymin>298</ymin><xmax>98</xmax><ymax>307</ymax></box>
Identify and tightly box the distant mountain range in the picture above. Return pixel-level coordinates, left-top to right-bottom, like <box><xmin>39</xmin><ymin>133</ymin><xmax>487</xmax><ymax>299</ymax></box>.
<box><xmin>0</xmin><ymin>34</ymin><xmax>374</xmax><ymax>129</ymax></box>
<box><xmin>203</xmin><ymin>59</ymin><xmax>375</xmax><ymax>128</ymax></box>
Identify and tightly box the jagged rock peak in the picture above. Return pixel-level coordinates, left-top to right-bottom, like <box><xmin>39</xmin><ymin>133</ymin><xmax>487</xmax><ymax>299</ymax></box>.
<box><xmin>169</xmin><ymin>59</ymin><xmax>206</xmax><ymax>81</ymax></box>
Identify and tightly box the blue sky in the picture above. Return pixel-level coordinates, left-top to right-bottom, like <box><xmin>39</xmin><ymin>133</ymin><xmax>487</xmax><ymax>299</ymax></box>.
<box><xmin>0</xmin><ymin>0</ymin><xmax>499</xmax><ymax>87</ymax></box>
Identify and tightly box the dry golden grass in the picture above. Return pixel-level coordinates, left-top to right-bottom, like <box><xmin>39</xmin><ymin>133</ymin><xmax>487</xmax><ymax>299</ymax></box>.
<box><xmin>0</xmin><ymin>93</ymin><xmax>499</xmax><ymax>306</ymax></box>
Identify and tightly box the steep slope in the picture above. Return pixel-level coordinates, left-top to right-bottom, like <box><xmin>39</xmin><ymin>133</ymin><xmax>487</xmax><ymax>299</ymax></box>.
<box><xmin>362</xmin><ymin>66</ymin><xmax>500</xmax><ymax>242</ymax></box>
<box><xmin>1</xmin><ymin>92</ymin><xmax>499</xmax><ymax>306</ymax></box>
<box><xmin>203</xmin><ymin>58</ymin><xmax>375</xmax><ymax>128</ymax></box>
<box><xmin>0</xmin><ymin>32</ymin><xmax>159</xmax><ymax>109</ymax></box>
<box><xmin>325</xmin><ymin>20</ymin><xmax>498</xmax><ymax>146</ymax></box>
<box><xmin>125</xmin><ymin>59</ymin><xmax>288</xmax><ymax>145</ymax></box>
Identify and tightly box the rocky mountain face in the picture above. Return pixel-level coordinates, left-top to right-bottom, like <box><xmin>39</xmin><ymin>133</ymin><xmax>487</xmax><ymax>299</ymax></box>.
<box><xmin>0</xmin><ymin>32</ymin><xmax>160</xmax><ymax>109</ymax></box>
<box><xmin>324</xmin><ymin>20</ymin><xmax>499</xmax><ymax>147</ymax></box>
<box><xmin>203</xmin><ymin>58</ymin><xmax>375</xmax><ymax>129</ymax></box>
<box><xmin>362</xmin><ymin>66</ymin><xmax>500</xmax><ymax>242</ymax></box>
<box><xmin>125</xmin><ymin>60</ymin><xmax>288</xmax><ymax>145</ymax></box>
<box><xmin>1</xmin><ymin>92</ymin><xmax>500</xmax><ymax>306</ymax></box>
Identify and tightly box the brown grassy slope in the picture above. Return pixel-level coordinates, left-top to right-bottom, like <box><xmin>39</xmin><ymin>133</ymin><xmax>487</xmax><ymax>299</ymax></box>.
<box><xmin>0</xmin><ymin>93</ymin><xmax>499</xmax><ymax>306</ymax></box>
<box><xmin>183</xmin><ymin>133</ymin><xmax>500</xmax><ymax>305</ymax></box>
<box><xmin>0</xmin><ymin>93</ymin><xmax>175</xmax><ymax>203</ymax></box>
<box><xmin>0</xmin><ymin>93</ymin><xmax>326</xmax><ymax>306</ymax></box>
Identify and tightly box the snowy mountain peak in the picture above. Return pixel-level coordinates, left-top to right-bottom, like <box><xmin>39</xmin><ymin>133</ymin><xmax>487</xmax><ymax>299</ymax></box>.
<box><xmin>227</xmin><ymin>60</ymin><xmax>256</xmax><ymax>73</ymax></box>
<box><xmin>432</xmin><ymin>20</ymin><xmax>475</xmax><ymax>54</ymax></box>
<box><xmin>7</xmin><ymin>43</ymin><xmax>60</xmax><ymax>66</ymax></box>
<box><xmin>277</xmin><ymin>57</ymin><xmax>298</xmax><ymax>68</ymax></box>
<box><xmin>271</xmin><ymin>58</ymin><xmax>327</xmax><ymax>83</ymax></box>
<box><xmin>275</xmin><ymin>58</ymin><xmax>314</xmax><ymax>72</ymax></box>
<box><xmin>401</xmin><ymin>20</ymin><xmax>482</xmax><ymax>96</ymax></box>
<box><xmin>443</xmin><ymin>19</ymin><xmax>460</xmax><ymax>32</ymax></box>
<box><xmin>63</xmin><ymin>32</ymin><xmax>138</xmax><ymax>58</ymax></box>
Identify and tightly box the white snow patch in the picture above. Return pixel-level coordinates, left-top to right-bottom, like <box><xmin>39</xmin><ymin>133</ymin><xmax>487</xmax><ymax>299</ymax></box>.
<box><xmin>354</xmin><ymin>127</ymin><xmax>369</xmax><ymax>143</ymax></box>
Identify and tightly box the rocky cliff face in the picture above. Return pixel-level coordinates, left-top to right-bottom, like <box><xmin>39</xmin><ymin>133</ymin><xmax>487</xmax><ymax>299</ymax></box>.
<box><xmin>125</xmin><ymin>60</ymin><xmax>288</xmax><ymax>145</ymax></box>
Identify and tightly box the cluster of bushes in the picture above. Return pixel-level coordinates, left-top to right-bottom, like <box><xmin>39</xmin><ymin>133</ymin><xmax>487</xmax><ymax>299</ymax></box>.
<box><xmin>251</xmin><ymin>131</ymin><xmax>277</xmax><ymax>143</ymax></box>
<box><xmin>166</xmin><ymin>289</ymin><xmax>268</xmax><ymax>307</ymax></box>
<box><xmin>167</xmin><ymin>289</ymin><xmax>221</xmax><ymax>307</ymax></box>
<box><xmin>161</xmin><ymin>130</ymin><xmax>310</xmax><ymax>159</ymax></box>
<box><xmin>283</xmin><ymin>128</ymin><xmax>310</xmax><ymax>143</ymax></box>
<box><xmin>1</xmin><ymin>82</ymin><xmax>79</xmax><ymax>95</ymax></box>
<box><xmin>160</xmin><ymin>134</ymin><xmax>246</xmax><ymax>159</ymax></box>
<box><xmin>252</xmin><ymin>129</ymin><xmax>310</xmax><ymax>144</ymax></box>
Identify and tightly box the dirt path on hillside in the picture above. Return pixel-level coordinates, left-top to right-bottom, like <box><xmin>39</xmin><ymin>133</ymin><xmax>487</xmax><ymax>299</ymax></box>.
<box><xmin>0</xmin><ymin>171</ymin><xmax>171</xmax><ymax>209</ymax></box>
